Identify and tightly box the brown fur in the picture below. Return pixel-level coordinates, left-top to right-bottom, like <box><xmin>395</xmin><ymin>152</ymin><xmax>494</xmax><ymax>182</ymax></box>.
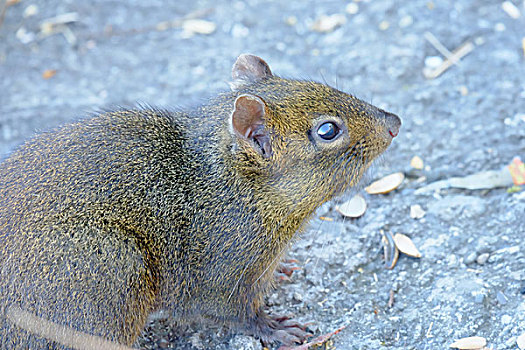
<box><xmin>0</xmin><ymin>55</ymin><xmax>399</xmax><ymax>348</ymax></box>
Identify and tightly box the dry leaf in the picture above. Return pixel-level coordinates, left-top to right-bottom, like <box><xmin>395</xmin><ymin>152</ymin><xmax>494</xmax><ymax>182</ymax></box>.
<box><xmin>310</xmin><ymin>14</ymin><xmax>346</xmax><ymax>33</ymax></box>
<box><xmin>336</xmin><ymin>194</ymin><xmax>366</xmax><ymax>218</ymax></box>
<box><xmin>415</xmin><ymin>166</ymin><xmax>515</xmax><ymax>194</ymax></box>
<box><xmin>42</xmin><ymin>69</ymin><xmax>57</xmax><ymax>79</ymax></box>
<box><xmin>182</xmin><ymin>19</ymin><xmax>216</xmax><ymax>35</ymax></box>
<box><xmin>365</xmin><ymin>172</ymin><xmax>404</xmax><ymax>194</ymax></box>
<box><xmin>394</xmin><ymin>233</ymin><xmax>421</xmax><ymax>258</ymax></box>
<box><xmin>449</xmin><ymin>336</ymin><xmax>487</xmax><ymax>349</ymax></box>
<box><xmin>410</xmin><ymin>156</ymin><xmax>424</xmax><ymax>169</ymax></box>
<box><xmin>508</xmin><ymin>157</ymin><xmax>525</xmax><ymax>185</ymax></box>
<box><xmin>517</xmin><ymin>332</ymin><xmax>525</xmax><ymax>350</ymax></box>
<box><xmin>410</xmin><ymin>204</ymin><xmax>425</xmax><ymax>219</ymax></box>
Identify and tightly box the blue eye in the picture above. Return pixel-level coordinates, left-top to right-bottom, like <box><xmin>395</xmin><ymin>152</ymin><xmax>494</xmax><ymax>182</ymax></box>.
<box><xmin>317</xmin><ymin>122</ymin><xmax>339</xmax><ymax>140</ymax></box>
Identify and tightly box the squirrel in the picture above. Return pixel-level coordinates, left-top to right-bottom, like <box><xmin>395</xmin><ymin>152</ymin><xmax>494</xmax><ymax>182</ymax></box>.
<box><xmin>0</xmin><ymin>54</ymin><xmax>401</xmax><ymax>349</ymax></box>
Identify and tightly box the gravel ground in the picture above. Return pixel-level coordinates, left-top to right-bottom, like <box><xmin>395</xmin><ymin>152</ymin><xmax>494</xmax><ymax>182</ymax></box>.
<box><xmin>1</xmin><ymin>0</ymin><xmax>524</xmax><ymax>349</ymax></box>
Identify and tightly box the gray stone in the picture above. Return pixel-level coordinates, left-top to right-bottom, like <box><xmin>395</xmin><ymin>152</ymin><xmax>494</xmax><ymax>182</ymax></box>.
<box><xmin>228</xmin><ymin>335</ymin><xmax>262</xmax><ymax>350</ymax></box>
<box><xmin>427</xmin><ymin>195</ymin><xmax>486</xmax><ymax>222</ymax></box>
<box><xmin>476</xmin><ymin>253</ymin><xmax>490</xmax><ymax>265</ymax></box>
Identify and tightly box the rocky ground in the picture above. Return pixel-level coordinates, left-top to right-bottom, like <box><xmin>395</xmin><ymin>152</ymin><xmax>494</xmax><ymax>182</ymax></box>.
<box><xmin>1</xmin><ymin>0</ymin><xmax>524</xmax><ymax>349</ymax></box>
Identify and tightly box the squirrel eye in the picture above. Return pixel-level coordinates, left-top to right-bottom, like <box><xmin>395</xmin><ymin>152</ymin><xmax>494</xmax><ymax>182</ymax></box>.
<box><xmin>317</xmin><ymin>122</ymin><xmax>339</xmax><ymax>141</ymax></box>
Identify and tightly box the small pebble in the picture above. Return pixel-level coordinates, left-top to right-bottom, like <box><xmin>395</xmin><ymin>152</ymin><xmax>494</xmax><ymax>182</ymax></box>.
<box><xmin>476</xmin><ymin>253</ymin><xmax>490</xmax><ymax>265</ymax></box>
<box><xmin>346</xmin><ymin>3</ymin><xmax>359</xmax><ymax>14</ymax></box>
<box><xmin>189</xmin><ymin>332</ymin><xmax>205</xmax><ymax>349</ymax></box>
<box><xmin>23</xmin><ymin>4</ymin><xmax>39</xmax><ymax>18</ymax></box>
<box><xmin>378</xmin><ymin>20</ymin><xmax>390</xmax><ymax>30</ymax></box>
<box><xmin>494</xmin><ymin>22</ymin><xmax>506</xmax><ymax>31</ymax></box>
<box><xmin>464</xmin><ymin>252</ymin><xmax>477</xmax><ymax>265</ymax></box>
<box><xmin>15</xmin><ymin>27</ymin><xmax>35</xmax><ymax>44</ymax></box>
<box><xmin>474</xmin><ymin>293</ymin><xmax>485</xmax><ymax>304</ymax></box>
<box><xmin>496</xmin><ymin>290</ymin><xmax>508</xmax><ymax>305</ymax></box>
<box><xmin>520</xmin><ymin>285</ymin><xmax>525</xmax><ymax>295</ymax></box>
<box><xmin>293</xmin><ymin>292</ymin><xmax>304</xmax><ymax>302</ymax></box>
<box><xmin>399</xmin><ymin>15</ymin><xmax>413</xmax><ymax>28</ymax></box>
<box><xmin>424</xmin><ymin>56</ymin><xmax>443</xmax><ymax>68</ymax></box>
<box><xmin>505</xmin><ymin>336</ymin><xmax>517</xmax><ymax>348</ymax></box>
<box><xmin>410</xmin><ymin>204</ymin><xmax>426</xmax><ymax>219</ymax></box>
<box><xmin>231</xmin><ymin>23</ymin><xmax>249</xmax><ymax>38</ymax></box>
<box><xmin>501</xmin><ymin>314</ymin><xmax>512</xmax><ymax>324</ymax></box>
<box><xmin>285</xmin><ymin>16</ymin><xmax>298</xmax><ymax>26</ymax></box>
<box><xmin>310</xmin><ymin>14</ymin><xmax>346</xmax><ymax>33</ymax></box>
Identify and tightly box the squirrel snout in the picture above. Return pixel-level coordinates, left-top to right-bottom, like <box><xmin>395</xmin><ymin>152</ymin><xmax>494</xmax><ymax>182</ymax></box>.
<box><xmin>384</xmin><ymin>112</ymin><xmax>401</xmax><ymax>138</ymax></box>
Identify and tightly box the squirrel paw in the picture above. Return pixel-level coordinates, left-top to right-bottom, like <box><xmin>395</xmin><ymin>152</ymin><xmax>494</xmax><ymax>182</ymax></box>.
<box><xmin>275</xmin><ymin>259</ymin><xmax>301</xmax><ymax>282</ymax></box>
<box><xmin>254</xmin><ymin>313</ymin><xmax>313</xmax><ymax>346</ymax></box>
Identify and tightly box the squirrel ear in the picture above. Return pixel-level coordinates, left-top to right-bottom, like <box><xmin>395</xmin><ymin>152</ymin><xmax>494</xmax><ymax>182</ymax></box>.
<box><xmin>230</xmin><ymin>94</ymin><xmax>272</xmax><ymax>158</ymax></box>
<box><xmin>230</xmin><ymin>54</ymin><xmax>273</xmax><ymax>91</ymax></box>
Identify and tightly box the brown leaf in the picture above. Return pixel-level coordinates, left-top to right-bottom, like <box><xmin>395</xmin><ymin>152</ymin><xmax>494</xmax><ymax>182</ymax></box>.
<box><xmin>42</xmin><ymin>69</ymin><xmax>57</xmax><ymax>79</ymax></box>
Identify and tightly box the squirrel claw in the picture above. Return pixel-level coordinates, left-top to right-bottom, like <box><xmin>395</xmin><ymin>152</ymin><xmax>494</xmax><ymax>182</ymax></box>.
<box><xmin>254</xmin><ymin>312</ymin><xmax>313</xmax><ymax>347</ymax></box>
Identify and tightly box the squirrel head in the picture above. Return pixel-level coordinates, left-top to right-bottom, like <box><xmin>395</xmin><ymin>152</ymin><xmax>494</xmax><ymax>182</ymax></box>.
<box><xmin>227</xmin><ymin>54</ymin><xmax>401</xmax><ymax>209</ymax></box>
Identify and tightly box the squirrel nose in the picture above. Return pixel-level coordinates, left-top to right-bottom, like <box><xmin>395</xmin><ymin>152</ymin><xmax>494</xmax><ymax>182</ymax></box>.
<box><xmin>384</xmin><ymin>112</ymin><xmax>401</xmax><ymax>138</ymax></box>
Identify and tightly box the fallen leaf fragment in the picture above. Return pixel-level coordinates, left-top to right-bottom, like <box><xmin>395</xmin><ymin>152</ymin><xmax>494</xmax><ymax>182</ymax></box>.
<box><xmin>517</xmin><ymin>332</ymin><xmax>525</xmax><ymax>349</ymax></box>
<box><xmin>365</xmin><ymin>172</ymin><xmax>404</xmax><ymax>194</ymax></box>
<box><xmin>410</xmin><ymin>155</ymin><xmax>424</xmax><ymax>169</ymax></box>
<box><xmin>415</xmin><ymin>167</ymin><xmax>514</xmax><ymax>194</ymax></box>
<box><xmin>394</xmin><ymin>233</ymin><xmax>421</xmax><ymax>258</ymax></box>
<box><xmin>278</xmin><ymin>326</ymin><xmax>346</xmax><ymax>350</ymax></box>
<box><xmin>410</xmin><ymin>204</ymin><xmax>425</xmax><ymax>219</ymax></box>
<box><xmin>336</xmin><ymin>194</ymin><xmax>366</xmax><ymax>218</ymax></box>
<box><xmin>382</xmin><ymin>231</ymin><xmax>399</xmax><ymax>269</ymax></box>
<box><xmin>508</xmin><ymin>157</ymin><xmax>525</xmax><ymax>185</ymax></box>
<box><xmin>416</xmin><ymin>157</ymin><xmax>524</xmax><ymax>194</ymax></box>
<box><xmin>42</xmin><ymin>69</ymin><xmax>57</xmax><ymax>79</ymax></box>
<box><xmin>182</xmin><ymin>19</ymin><xmax>216</xmax><ymax>35</ymax></box>
<box><xmin>310</xmin><ymin>14</ymin><xmax>346</xmax><ymax>33</ymax></box>
<box><xmin>502</xmin><ymin>1</ymin><xmax>521</xmax><ymax>19</ymax></box>
<box><xmin>450</xmin><ymin>336</ymin><xmax>487</xmax><ymax>349</ymax></box>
